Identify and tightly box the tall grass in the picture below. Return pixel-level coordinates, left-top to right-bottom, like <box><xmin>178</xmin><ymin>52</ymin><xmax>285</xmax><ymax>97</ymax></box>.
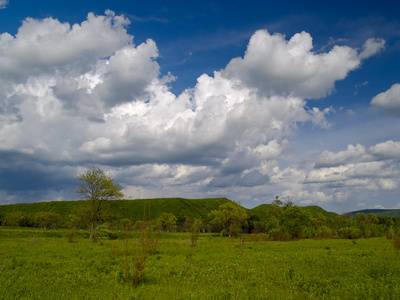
<box><xmin>1</xmin><ymin>228</ymin><xmax>400</xmax><ymax>299</ymax></box>
<box><xmin>125</xmin><ymin>202</ymin><xmax>158</xmax><ymax>287</ymax></box>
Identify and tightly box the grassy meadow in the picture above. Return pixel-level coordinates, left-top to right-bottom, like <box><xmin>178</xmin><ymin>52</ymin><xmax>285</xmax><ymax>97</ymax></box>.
<box><xmin>1</xmin><ymin>227</ymin><xmax>399</xmax><ymax>299</ymax></box>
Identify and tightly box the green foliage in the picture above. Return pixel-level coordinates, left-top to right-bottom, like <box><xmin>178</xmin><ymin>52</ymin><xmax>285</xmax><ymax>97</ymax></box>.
<box><xmin>209</xmin><ymin>201</ymin><xmax>248</xmax><ymax>238</ymax></box>
<box><xmin>3</xmin><ymin>211</ymin><xmax>34</xmax><ymax>228</ymax></box>
<box><xmin>2</xmin><ymin>197</ymin><xmax>399</xmax><ymax>242</ymax></box>
<box><xmin>190</xmin><ymin>218</ymin><xmax>202</xmax><ymax>247</ymax></box>
<box><xmin>120</xmin><ymin>218</ymin><xmax>132</xmax><ymax>231</ymax></box>
<box><xmin>76</xmin><ymin>168</ymin><xmax>124</xmax><ymax>239</ymax></box>
<box><xmin>280</xmin><ymin>206</ymin><xmax>311</xmax><ymax>240</ymax></box>
<box><xmin>156</xmin><ymin>212</ymin><xmax>177</xmax><ymax>232</ymax></box>
<box><xmin>250</xmin><ymin>203</ymin><xmax>338</xmax><ymax>222</ymax></box>
<box><xmin>338</xmin><ymin>227</ymin><xmax>363</xmax><ymax>239</ymax></box>
<box><xmin>65</xmin><ymin>229</ymin><xmax>78</xmax><ymax>243</ymax></box>
<box><xmin>0</xmin><ymin>197</ymin><xmax>229</xmax><ymax>226</ymax></box>
<box><xmin>92</xmin><ymin>224</ymin><xmax>117</xmax><ymax>242</ymax></box>
<box><xmin>34</xmin><ymin>212</ymin><xmax>62</xmax><ymax>229</ymax></box>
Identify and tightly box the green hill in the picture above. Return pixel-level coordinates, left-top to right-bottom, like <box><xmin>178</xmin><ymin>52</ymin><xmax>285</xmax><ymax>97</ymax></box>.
<box><xmin>302</xmin><ymin>206</ymin><xmax>338</xmax><ymax>219</ymax></box>
<box><xmin>248</xmin><ymin>204</ymin><xmax>338</xmax><ymax>222</ymax></box>
<box><xmin>247</xmin><ymin>204</ymin><xmax>272</xmax><ymax>221</ymax></box>
<box><xmin>0</xmin><ymin>198</ymin><xmax>340</xmax><ymax>225</ymax></box>
<box><xmin>0</xmin><ymin>197</ymin><xmax>230</xmax><ymax>223</ymax></box>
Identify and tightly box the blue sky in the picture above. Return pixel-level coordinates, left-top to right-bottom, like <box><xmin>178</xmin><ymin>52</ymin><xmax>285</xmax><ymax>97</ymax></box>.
<box><xmin>1</xmin><ymin>0</ymin><xmax>400</xmax><ymax>213</ymax></box>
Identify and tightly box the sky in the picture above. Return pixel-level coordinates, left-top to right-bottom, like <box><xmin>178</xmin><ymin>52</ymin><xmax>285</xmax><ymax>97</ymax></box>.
<box><xmin>0</xmin><ymin>0</ymin><xmax>400</xmax><ymax>213</ymax></box>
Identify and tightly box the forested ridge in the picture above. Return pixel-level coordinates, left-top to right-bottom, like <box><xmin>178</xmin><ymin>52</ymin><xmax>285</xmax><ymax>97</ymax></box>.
<box><xmin>1</xmin><ymin>198</ymin><xmax>400</xmax><ymax>240</ymax></box>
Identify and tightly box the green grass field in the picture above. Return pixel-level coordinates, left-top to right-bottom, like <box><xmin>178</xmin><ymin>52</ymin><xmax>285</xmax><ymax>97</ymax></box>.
<box><xmin>1</xmin><ymin>227</ymin><xmax>399</xmax><ymax>299</ymax></box>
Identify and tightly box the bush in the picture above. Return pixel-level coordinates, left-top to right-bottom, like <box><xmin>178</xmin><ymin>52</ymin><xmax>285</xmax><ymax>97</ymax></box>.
<box><xmin>338</xmin><ymin>227</ymin><xmax>363</xmax><ymax>239</ymax></box>
<box><xmin>92</xmin><ymin>224</ymin><xmax>117</xmax><ymax>241</ymax></box>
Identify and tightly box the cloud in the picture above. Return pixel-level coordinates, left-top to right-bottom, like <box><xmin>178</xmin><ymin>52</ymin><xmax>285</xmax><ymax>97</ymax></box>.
<box><xmin>379</xmin><ymin>178</ymin><xmax>398</xmax><ymax>191</ymax></box>
<box><xmin>0</xmin><ymin>10</ymin><xmax>132</xmax><ymax>81</ymax></box>
<box><xmin>0</xmin><ymin>0</ymin><xmax>8</xmax><ymax>9</ymax></box>
<box><xmin>368</xmin><ymin>140</ymin><xmax>400</xmax><ymax>160</ymax></box>
<box><xmin>304</xmin><ymin>141</ymin><xmax>400</xmax><ymax>200</ymax></box>
<box><xmin>371</xmin><ymin>83</ymin><xmax>400</xmax><ymax>115</ymax></box>
<box><xmin>374</xmin><ymin>204</ymin><xmax>386</xmax><ymax>209</ymax></box>
<box><xmin>358</xmin><ymin>38</ymin><xmax>385</xmax><ymax>60</ymax></box>
<box><xmin>0</xmin><ymin>11</ymin><xmax>387</xmax><ymax>206</ymax></box>
<box><xmin>221</xmin><ymin>30</ymin><xmax>362</xmax><ymax>99</ymax></box>
<box><xmin>315</xmin><ymin>144</ymin><xmax>366</xmax><ymax>168</ymax></box>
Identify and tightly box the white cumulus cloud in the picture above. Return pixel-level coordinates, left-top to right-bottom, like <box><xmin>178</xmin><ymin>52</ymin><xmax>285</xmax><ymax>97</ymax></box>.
<box><xmin>221</xmin><ymin>30</ymin><xmax>362</xmax><ymax>99</ymax></box>
<box><xmin>371</xmin><ymin>83</ymin><xmax>400</xmax><ymax>115</ymax></box>
<box><xmin>315</xmin><ymin>144</ymin><xmax>366</xmax><ymax>167</ymax></box>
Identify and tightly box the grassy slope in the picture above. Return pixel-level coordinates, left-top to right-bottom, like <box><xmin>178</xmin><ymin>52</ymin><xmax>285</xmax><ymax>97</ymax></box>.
<box><xmin>248</xmin><ymin>204</ymin><xmax>338</xmax><ymax>221</ymax></box>
<box><xmin>7</xmin><ymin>197</ymin><xmax>390</xmax><ymax>223</ymax></box>
<box><xmin>247</xmin><ymin>204</ymin><xmax>272</xmax><ymax>221</ymax></box>
<box><xmin>0</xmin><ymin>198</ymin><xmax>230</xmax><ymax>223</ymax></box>
<box><xmin>302</xmin><ymin>205</ymin><xmax>338</xmax><ymax>219</ymax></box>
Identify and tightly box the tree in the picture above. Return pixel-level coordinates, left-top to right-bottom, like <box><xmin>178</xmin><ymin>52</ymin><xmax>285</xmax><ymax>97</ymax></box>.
<box><xmin>280</xmin><ymin>206</ymin><xmax>311</xmax><ymax>240</ymax></box>
<box><xmin>157</xmin><ymin>212</ymin><xmax>177</xmax><ymax>232</ymax></box>
<box><xmin>34</xmin><ymin>212</ymin><xmax>62</xmax><ymax>229</ymax></box>
<box><xmin>5</xmin><ymin>212</ymin><xmax>34</xmax><ymax>228</ymax></box>
<box><xmin>76</xmin><ymin>168</ymin><xmax>124</xmax><ymax>239</ymax></box>
<box><xmin>209</xmin><ymin>201</ymin><xmax>248</xmax><ymax>238</ymax></box>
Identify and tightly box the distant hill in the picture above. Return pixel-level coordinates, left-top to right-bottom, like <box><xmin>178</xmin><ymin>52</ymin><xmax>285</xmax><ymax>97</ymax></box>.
<box><xmin>350</xmin><ymin>209</ymin><xmax>400</xmax><ymax>218</ymax></box>
<box><xmin>247</xmin><ymin>204</ymin><xmax>272</xmax><ymax>221</ymax></box>
<box><xmin>0</xmin><ymin>198</ymin><xmax>357</xmax><ymax>224</ymax></box>
<box><xmin>0</xmin><ymin>197</ymin><xmax>230</xmax><ymax>223</ymax></box>
<box><xmin>248</xmin><ymin>204</ymin><xmax>338</xmax><ymax>221</ymax></box>
<box><xmin>302</xmin><ymin>206</ymin><xmax>339</xmax><ymax>219</ymax></box>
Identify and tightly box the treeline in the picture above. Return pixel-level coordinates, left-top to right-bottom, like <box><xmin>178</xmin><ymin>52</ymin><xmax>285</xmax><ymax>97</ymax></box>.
<box><xmin>250</xmin><ymin>200</ymin><xmax>400</xmax><ymax>240</ymax></box>
<box><xmin>1</xmin><ymin>199</ymin><xmax>399</xmax><ymax>240</ymax></box>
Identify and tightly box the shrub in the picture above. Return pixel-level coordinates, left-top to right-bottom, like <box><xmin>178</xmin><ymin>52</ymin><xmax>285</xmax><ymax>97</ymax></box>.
<box><xmin>190</xmin><ymin>219</ymin><xmax>202</xmax><ymax>247</ymax></box>
<box><xmin>92</xmin><ymin>224</ymin><xmax>117</xmax><ymax>241</ymax></box>
<box><xmin>338</xmin><ymin>227</ymin><xmax>363</xmax><ymax>239</ymax></box>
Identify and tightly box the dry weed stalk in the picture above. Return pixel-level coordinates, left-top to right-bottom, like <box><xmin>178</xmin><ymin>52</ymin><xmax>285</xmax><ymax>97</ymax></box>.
<box><xmin>0</xmin><ymin>259</ymin><xmax>6</xmax><ymax>280</ymax></box>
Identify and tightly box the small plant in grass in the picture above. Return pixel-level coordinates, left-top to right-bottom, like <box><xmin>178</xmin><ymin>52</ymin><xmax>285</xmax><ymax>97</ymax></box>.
<box><xmin>393</xmin><ymin>234</ymin><xmax>400</xmax><ymax>251</ymax></box>
<box><xmin>0</xmin><ymin>259</ymin><xmax>6</xmax><ymax>280</ymax></box>
<box><xmin>190</xmin><ymin>218</ymin><xmax>202</xmax><ymax>247</ymax></box>
<box><xmin>66</xmin><ymin>229</ymin><xmax>78</xmax><ymax>243</ymax></box>
<box><xmin>285</xmin><ymin>267</ymin><xmax>295</xmax><ymax>300</ymax></box>
<box><xmin>93</xmin><ymin>223</ymin><xmax>115</xmax><ymax>242</ymax></box>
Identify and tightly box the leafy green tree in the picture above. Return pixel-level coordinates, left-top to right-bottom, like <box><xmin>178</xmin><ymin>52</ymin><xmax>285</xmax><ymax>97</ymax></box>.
<box><xmin>368</xmin><ymin>213</ymin><xmax>379</xmax><ymax>225</ymax></box>
<box><xmin>34</xmin><ymin>212</ymin><xmax>62</xmax><ymax>229</ymax></box>
<box><xmin>157</xmin><ymin>212</ymin><xmax>177</xmax><ymax>232</ymax></box>
<box><xmin>280</xmin><ymin>206</ymin><xmax>311</xmax><ymax>240</ymax></box>
<box><xmin>76</xmin><ymin>168</ymin><xmax>124</xmax><ymax>239</ymax></box>
<box><xmin>209</xmin><ymin>201</ymin><xmax>248</xmax><ymax>238</ymax></box>
<box><xmin>265</xmin><ymin>216</ymin><xmax>281</xmax><ymax>240</ymax></box>
<box><xmin>5</xmin><ymin>212</ymin><xmax>34</xmax><ymax>228</ymax></box>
